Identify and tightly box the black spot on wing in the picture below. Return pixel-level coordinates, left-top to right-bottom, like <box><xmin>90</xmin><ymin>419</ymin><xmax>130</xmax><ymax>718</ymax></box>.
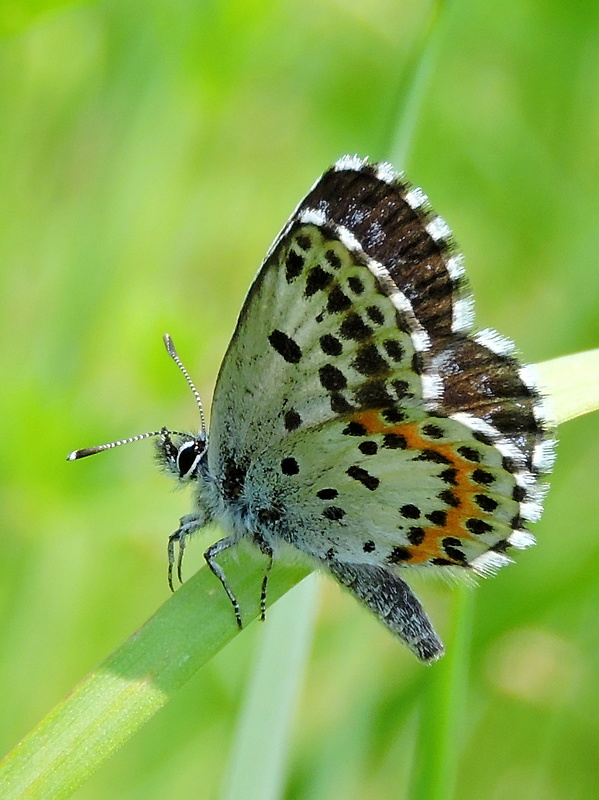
<box><xmin>329</xmin><ymin>392</ymin><xmax>354</xmax><ymax>413</ymax></box>
<box><xmin>381</xmin><ymin>408</ymin><xmax>406</xmax><ymax>424</ymax></box>
<box><xmin>407</xmin><ymin>526</ymin><xmax>425</xmax><ymax>545</ymax></box>
<box><xmin>457</xmin><ymin>446</ymin><xmax>481</xmax><ymax>462</ymax></box>
<box><xmin>284</xmin><ymin>409</ymin><xmax>302</xmax><ymax>431</ymax></box>
<box><xmin>426</xmin><ymin>510</ymin><xmax>447</xmax><ymax>526</ymax></box>
<box><xmin>383</xmin><ymin>339</ymin><xmax>404</xmax><ymax>362</ymax></box>
<box><xmin>442</xmin><ymin>538</ymin><xmax>467</xmax><ymax>563</ymax></box>
<box><xmin>388</xmin><ymin>546</ymin><xmax>412</xmax><ymax>563</ymax></box>
<box><xmin>305</xmin><ymin>266</ymin><xmax>333</xmax><ymax>297</ymax></box>
<box><xmin>366</xmin><ymin>306</ymin><xmax>385</xmax><ymax>325</ymax></box>
<box><xmin>472</xmin><ymin>468</ymin><xmax>495</xmax><ymax>486</ymax></box>
<box><xmin>285</xmin><ymin>250</ymin><xmax>304</xmax><ymax>282</ymax></box>
<box><xmin>339</xmin><ymin>312</ymin><xmax>372</xmax><ymax>341</ymax></box>
<box><xmin>439</xmin><ymin>489</ymin><xmax>460</xmax><ymax>508</ymax></box>
<box><xmin>382</xmin><ymin>433</ymin><xmax>407</xmax><ymax>449</ymax></box>
<box><xmin>351</xmin><ymin>344</ymin><xmax>389</xmax><ymax>377</ymax></box>
<box><xmin>353</xmin><ymin>379</ymin><xmax>395</xmax><ymax>410</ymax></box>
<box><xmin>296</xmin><ymin>234</ymin><xmax>311</xmax><ymax>251</ymax></box>
<box><xmin>323</xmin><ymin>506</ymin><xmax>346</xmax><ymax>520</ymax></box>
<box><xmin>317</xmin><ymin>488</ymin><xmax>338</xmax><ymax>500</ymax></box>
<box><xmin>414</xmin><ymin>449</ymin><xmax>451</xmax><ymax>465</ymax></box>
<box><xmin>319</xmin><ymin>364</ymin><xmax>347</xmax><ymax>391</ymax></box>
<box><xmin>439</xmin><ymin>468</ymin><xmax>458</xmax><ymax>485</ymax></box>
<box><xmin>346</xmin><ymin>465</ymin><xmax>380</xmax><ymax>491</ymax></box>
<box><xmin>422</xmin><ymin>424</ymin><xmax>445</xmax><ymax>439</ymax></box>
<box><xmin>268</xmin><ymin>330</ymin><xmax>302</xmax><ymax>363</ymax></box>
<box><xmin>327</xmin><ymin>286</ymin><xmax>351</xmax><ymax>313</ymax></box>
<box><xmin>475</xmin><ymin>494</ymin><xmax>498</xmax><ymax>512</ymax></box>
<box><xmin>343</xmin><ymin>421</ymin><xmax>367</xmax><ymax>436</ymax></box>
<box><xmin>466</xmin><ymin>517</ymin><xmax>493</xmax><ymax>535</ymax></box>
<box><xmin>281</xmin><ymin>457</ymin><xmax>299</xmax><ymax>475</ymax></box>
<box><xmin>325</xmin><ymin>250</ymin><xmax>342</xmax><ymax>269</ymax></box>
<box><xmin>347</xmin><ymin>276</ymin><xmax>365</xmax><ymax>294</ymax></box>
<box><xmin>358</xmin><ymin>440</ymin><xmax>378</xmax><ymax>455</ymax></box>
<box><xmin>400</xmin><ymin>504</ymin><xmax>420</xmax><ymax>519</ymax></box>
<box><xmin>320</xmin><ymin>334</ymin><xmax>343</xmax><ymax>356</ymax></box>
<box><xmin>392</xmin><ymin>379</ymin><xmax>409</xmax><ymax>398</ymax></box>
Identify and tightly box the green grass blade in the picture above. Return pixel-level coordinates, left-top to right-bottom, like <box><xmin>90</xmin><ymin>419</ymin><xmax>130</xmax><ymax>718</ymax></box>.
<box><xmin>221</xmin><ymin>574</ymin><xmax>320</xmax><ymax>800</ymax></box>
<box><xmin>536</xmin><ymin>349</ymin><xmax>599</xmax><ymax>424</ymax></box>
<box><xmin>388</xmin><ymin>0</ymin><xmax>448</xmax><ymax>169</ymax></box>
<box><xmin>0</xmin><ymin>555</ymin><xmax>310</xmax><ymax>800</ymax></box>
<box><xmin>410</xmin><ymin>583</ymin><xmax>474</xmax><ymax>800</ymax></box>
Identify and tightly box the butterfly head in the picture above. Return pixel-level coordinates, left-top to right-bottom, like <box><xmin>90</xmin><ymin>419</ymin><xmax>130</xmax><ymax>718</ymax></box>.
<box><xmin>156</xmin><ymin>428</ymin><xmax>207</xmax><ymax>482</ymax></box>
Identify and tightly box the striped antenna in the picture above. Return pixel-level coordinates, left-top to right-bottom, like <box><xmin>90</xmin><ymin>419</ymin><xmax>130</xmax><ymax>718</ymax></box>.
<box><xmin>67</xmin><ymin>429</ymin><xmax>165</xmax><ymax>461</ymax></box>
<box><xmin>67</xmin><ymin>335</ymin><xmax>205</xmax><ymax>462</ymax></box>
<box><xmin>163</xmin><ymin>333</ymin><xmax>207</xmax><ymax>437</ymax></box>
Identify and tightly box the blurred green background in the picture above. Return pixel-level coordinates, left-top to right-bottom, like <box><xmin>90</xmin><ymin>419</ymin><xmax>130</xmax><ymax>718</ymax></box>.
<box><xmin>1</xmin><ymin>0</ymin><xmax>599</xmax><ymax>797</ymax></box>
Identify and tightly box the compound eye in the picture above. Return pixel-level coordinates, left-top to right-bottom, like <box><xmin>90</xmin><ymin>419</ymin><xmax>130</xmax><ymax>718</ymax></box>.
<box><xmin>177</xmin><ymin>440</ymin><xmax>201</xmax><ymax>479</ymax></box>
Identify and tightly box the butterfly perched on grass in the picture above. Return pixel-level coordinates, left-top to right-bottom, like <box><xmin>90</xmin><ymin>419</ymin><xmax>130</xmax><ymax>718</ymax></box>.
<box><xmin>69</xmin><ymin>156</ymin><xmax>555</xmax><ymax>662</ymax></box>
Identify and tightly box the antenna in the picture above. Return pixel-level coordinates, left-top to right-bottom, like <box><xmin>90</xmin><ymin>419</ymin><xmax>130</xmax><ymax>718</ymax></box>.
<box><xmin>67</xmin><ymin>429</ymin><xmax>166</xmax><ymax>461</ymax></box>
<box><xmin>163</xmin><ymin>333</ymin><xmax>207</xmax><ymax>437</ymax></box>
<box><xmin>67</xmin><ymin>335</ymin><xmax>206</xmax><ymax>462</ymax></box>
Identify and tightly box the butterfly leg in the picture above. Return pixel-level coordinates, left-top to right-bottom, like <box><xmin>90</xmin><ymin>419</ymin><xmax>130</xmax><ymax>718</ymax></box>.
<box><xmin>326</xmin><ymin>560</ymin><xmax>444</xmax><ymax>663</ymax></box>
<box><xmin>253</xmin><ymin>533</ymin><xmax>274</xmax><ymax>622</ymax></box>
<box><xmin>167</xmin><ymin>531</ymin><xmax>184</xmax><ymax>592</ymax></box>
<box><xmin>168</xmin><ymin>513</ymin><xmax>205</xmax><ymax>592</ymax></box>
<box><xmin>204</xmin><ymin>537</ymin><xmax>243</xmax><ymax>629</ymax></box>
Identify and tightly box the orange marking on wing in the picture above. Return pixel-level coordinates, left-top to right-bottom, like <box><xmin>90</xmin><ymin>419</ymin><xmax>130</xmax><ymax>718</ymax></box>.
<box><xmin>352</xmin><ymin>410</ymin><xmax>483</xmax><ymax>564</ymax></box>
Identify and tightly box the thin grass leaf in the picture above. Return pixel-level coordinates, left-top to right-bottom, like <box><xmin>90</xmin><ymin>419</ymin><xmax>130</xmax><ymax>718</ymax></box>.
<box><xmin>389</xmin><ymin>0</ymin><xmax>449</xmax><ymax>169</ymax></box>
<box><xmin>221</xmin><ymin>574</ymin><xmax>320</xmax><ymax>800</ymax></box>
<box><xmin>536</xmin><ymin>349</ymin><xmax>599</xmax><ymax>425</ymax></box>
<box><xmin>410</xmin><ymin>583</ymin><xmax>474</xmax><ymax>800</ymax></box>
<box><xmin>0</xmin><ymin>555</ymin><xmax>310</xmax><ymax>800</ymax></box>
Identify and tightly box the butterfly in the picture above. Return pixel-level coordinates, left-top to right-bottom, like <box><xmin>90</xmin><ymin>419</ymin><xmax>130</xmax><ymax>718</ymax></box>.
<box><xmin>69</xmin><ymin>155</ymin><xmax>556</xmax><ymax>662</ymax></box>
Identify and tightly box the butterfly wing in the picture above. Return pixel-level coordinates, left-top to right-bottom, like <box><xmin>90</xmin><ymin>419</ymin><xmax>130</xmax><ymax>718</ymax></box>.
<box><xmin>205</xmin><ymin>157</ymin><xmax>555</xmax><ymax>660</ymax></box>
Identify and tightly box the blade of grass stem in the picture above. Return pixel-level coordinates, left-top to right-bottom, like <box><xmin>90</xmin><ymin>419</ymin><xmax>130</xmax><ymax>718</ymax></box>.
<box><xmin>221</xmin><ymin>574</ymin><xmax>320</xmax><ymax>800</ymax></box>
<box><xmin>0</xmin><ymin>555</ymin><xmax>310</xmax><ymax>800</ymax></box>
<box><xmin>536</xmin><ymin>349</ymin><xmax>599</xmax><ymax>424</ymax></box>
<box><xmin>409</xmin><ymin>583</ymin><xmax>474</xmax><ymax>800</ymax></box>
<box><xmin>388</xmin><ymin>0</ymin><xmax>448</xmax><ymax>169</ymax></box>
